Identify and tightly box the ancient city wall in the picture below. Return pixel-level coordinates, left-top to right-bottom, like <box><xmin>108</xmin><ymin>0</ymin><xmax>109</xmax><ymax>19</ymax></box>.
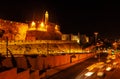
<box><xmin>0</xmin><ymin>19</ymin><xmax>28</xmax><ymax>40</ymax></box>
<box><xmin>0</xmin><ymin>53</ymin><xmax>95</xmax><ymax>79</ymax></box>
<box><xmin>0</xmin><ymin>40</ymin><xmax>81</xmax><ymax>55</ymax></box>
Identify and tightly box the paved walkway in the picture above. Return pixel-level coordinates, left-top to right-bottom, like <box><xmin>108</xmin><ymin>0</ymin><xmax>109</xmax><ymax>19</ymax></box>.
<box><xmin>40</xmin><ymin>59</ymin><xmax>86</xmax><ymax>79</ymax></box>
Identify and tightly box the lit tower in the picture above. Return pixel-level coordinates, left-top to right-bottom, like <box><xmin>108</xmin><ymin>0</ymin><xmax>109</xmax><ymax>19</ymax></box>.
<box><xmin>45</xmin><ymin>11</ymin><xmax>49</xmax><ymax>24</ymax></box>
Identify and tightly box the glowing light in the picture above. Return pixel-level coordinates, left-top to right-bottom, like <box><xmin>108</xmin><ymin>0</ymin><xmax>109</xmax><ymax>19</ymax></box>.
<box><xmin>77</xmin><ymin>39</ymin><xmax>80</xmax><ymax>43</ymax></box>
<box><xmin>85</xmin><ymin>72</ymin><xmax>94</xmax><ymax>76</ymax></box>
<box><xmin>45</xmin><ymin>11</ymin><xmax>49</xmax><ymax>24</ymax></box>
<box><xmin>31</xmin><ymin>21</ymin><xmax>36</xmax><ymax>26</ymax></box>
<box><xmin>29</xmin><ymin>21</ymin><xmax>36</xmax><ymax>30</ymax></box>
<box><xmin>45</xmin><ymin>11</ymin><xmax>49</xmax><ymax>19</ymax></box>
<box><xmin>94</xmin><ymin>32</ymin><xmax>98</xmax><ymax>36</ymax></box>
<box><xmin>37</xmin><ymin>22</ymin><xmax>47</xmax><ymax>31</ymax></box>
<box><xmin>97</xmin><ymin>72</ymin><xmax>104</xmax><ymax>77</ymax></box>
<box><xmin>86</xmin><ymin>37</ymin><xmax>89</xmax><ymax>43</ymax></box>
<box><xmin>55</xmin><ymin>25</ymin><xmax>59</xmax><ymax>31</ymax></box>
<box><xmin>40</xmin><ymin>22</ymin><xmax>44</xmax><ymax>27</ymax></box>
<box><xmin>113</xmin><ymin>62</ymin><xmax>118</xmax><ymax>65</ymax></box>
<box><xmin>106</xmin><ymin>67</ymin><xmax>112</xmax><ymax>71</ymax></box>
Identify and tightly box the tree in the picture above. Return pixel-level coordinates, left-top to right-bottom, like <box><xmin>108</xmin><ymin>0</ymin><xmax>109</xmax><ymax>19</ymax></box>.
<box><xmin>0</xmin><ymin>29</ymin><xmax>5</xmax><ymax>38</ymax></box>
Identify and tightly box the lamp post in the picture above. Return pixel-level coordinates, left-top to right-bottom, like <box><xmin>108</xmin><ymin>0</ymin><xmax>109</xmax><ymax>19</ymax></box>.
<box><xmin>94</xmin><ymin>32</ymin><xmax>100</xmax><ymax>62</ymax></box>
<box><xmin>94</xmin><ymin>32</ymin><xmax>98</xmax><ymax>45</ymax></box>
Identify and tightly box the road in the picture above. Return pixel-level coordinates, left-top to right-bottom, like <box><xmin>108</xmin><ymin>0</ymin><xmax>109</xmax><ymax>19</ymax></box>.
<box><xmin>47</xmin><ymin>53</ymin><xmax>108</xmax><ymax>79</ymax></box>
<box><xmin>75</xmin><ymin>53</ymin><xmax>120</xmax><ymax>79</ymax></box>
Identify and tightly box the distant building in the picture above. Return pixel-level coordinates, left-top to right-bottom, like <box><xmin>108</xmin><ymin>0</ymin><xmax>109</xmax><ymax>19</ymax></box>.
<box><xmin>80</xmin><ymin>34</ymin><xmax>89</xmax><ymax>44</ymax></box>
<box><xmin>62</xmin><ymin>34</ymin><xmax>71</xmax><ymax>41</ymax></box>
<box><xmin>62</xmin><ymin>33</ymin><xmax>80</xmax><ymax>43</ymax></box>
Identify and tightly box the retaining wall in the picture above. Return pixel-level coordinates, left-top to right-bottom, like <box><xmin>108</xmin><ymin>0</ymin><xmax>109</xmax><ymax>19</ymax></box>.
<box><xmin>0</xmin><ymin>53</ymin><xmax>95</xmax><ymax>79</ymax></box>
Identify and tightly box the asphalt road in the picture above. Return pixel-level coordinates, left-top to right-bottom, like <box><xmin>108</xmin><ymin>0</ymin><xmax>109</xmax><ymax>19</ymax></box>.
<box><xmin>47</xmin><ymin>53</ymin><xmax>108</xmax><ymax>79</ymax></box>
<box><xmin>75</xmin><ymin>53</ymin><xmax>120</xmax><ymax>79</ymax></box>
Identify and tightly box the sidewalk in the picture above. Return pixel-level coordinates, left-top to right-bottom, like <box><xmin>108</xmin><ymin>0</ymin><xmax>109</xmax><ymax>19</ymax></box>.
<box><xmin>40</xmin><ymin>58</ymin><xmax>87</xmax><ymax>79</ymax></box>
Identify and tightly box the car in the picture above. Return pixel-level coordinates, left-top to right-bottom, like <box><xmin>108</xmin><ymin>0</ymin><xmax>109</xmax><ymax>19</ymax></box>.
<box><xmin>97</xmin><ymin>63</ymin><xmax>105</xmax><ymax>69</ymax></box>
<box><xmin>97</xmin><ymin>71</ymin><xmax>105</xmax><ymax>77</ymax></box>
<box><xmin>85</xmin><ymin>71</ymin><xmax>94</xmax><ymax>77</ymax></box>
<box><xmin>106</xmin><ymin>59</ymin><xmax>111</xmax><ymax>63</ymax></box>
<box><xmin>106</xmin><ymin>66</ymin><xmax>112</xmax><ymax>71</ymax></box>
<box><xmin>111</xmin><ymin>55</ymin><xmax>116</xmax><ymax>59</ymax></box>
<box><xmin>113</xmin><ymin>61</ymin><xmax>118</xmax><ymax>65</ymax></box>
<box><xmin>97</xmin><ymin>66</ymin><xmax>105</xmax><ymax>77</ymax></box>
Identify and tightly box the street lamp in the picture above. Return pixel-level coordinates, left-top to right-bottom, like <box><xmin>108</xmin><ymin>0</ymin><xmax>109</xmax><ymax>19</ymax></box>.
<box><xmin>94</xmin><ymin>32</ymin><xmax>98</xmax><ymax>45</ymax></box>
<box><xmin>94</xmin><ymin>32</ymin><xmax>100</xmax><ymax>62</ymax></box>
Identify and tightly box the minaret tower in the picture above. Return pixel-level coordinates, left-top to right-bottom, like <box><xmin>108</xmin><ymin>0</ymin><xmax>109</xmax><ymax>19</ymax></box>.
<box><xmin>45</xmin><ymin>11</ymin><xmax>49</xmax><ymax>24</ymax></box>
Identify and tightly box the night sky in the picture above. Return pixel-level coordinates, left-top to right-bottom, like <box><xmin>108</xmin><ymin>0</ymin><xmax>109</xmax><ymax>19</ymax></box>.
<box><xmin>0</xmin><ymin>0</ymin><xmax>120</xmax><ymax>39</ymax></box>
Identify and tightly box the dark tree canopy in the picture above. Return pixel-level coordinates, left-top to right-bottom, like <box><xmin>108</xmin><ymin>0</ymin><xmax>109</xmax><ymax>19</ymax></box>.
<box><xmin>0</xmin><ymin>29</ymin><xmax>5</xmax><ymax>38</ymax></box>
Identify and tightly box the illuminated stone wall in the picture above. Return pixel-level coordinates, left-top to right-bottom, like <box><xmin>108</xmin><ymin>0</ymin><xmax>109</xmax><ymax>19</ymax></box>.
<box><xmin>62</xmin><ymin>34</ymin><xmax>80</xmax><ymax>44</ymax></box>
<box><xmin>26</xmin><ymin>30</ymin><xmax>61</xmax><ymax>40</ymax></box>
<box><xmin>0</xmin><ymin>19</ymin><xmax>28</xmax><ymax>40</ymax></box>
<box><xmin>26</xmin><ymin>22</ymin><xmax>62</xmax><ymax>40</ymax></box>
<box><xmin>1</xmin><ymin>53</ymin><xmax>95</xmax><ymax>79</ymax></box>
<box><xmin>0</xmin><ymin>19</ymin><xmax>62</xmax><ymax>40</ymax></box>
<box><xmin>62</xmin><ymin>34</ymin><xmax>71</xmax><ymax>40</ymax></box>
<box><xmin>0</xmin><ymin>40</ymin><xmax>82</xmax><ymax>55</ymax></box>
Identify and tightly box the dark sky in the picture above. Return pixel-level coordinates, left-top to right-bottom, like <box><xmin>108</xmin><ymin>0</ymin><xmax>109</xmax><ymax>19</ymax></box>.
<box><xmin>0</xmin><ymin>0</ymin><xmax>120</xmax><ymax>38</ymax></box>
